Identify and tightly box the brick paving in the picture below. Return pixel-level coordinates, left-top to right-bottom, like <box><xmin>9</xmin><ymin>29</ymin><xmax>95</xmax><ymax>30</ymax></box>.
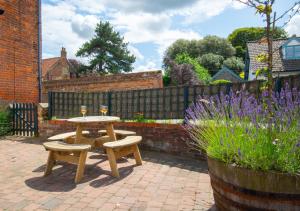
<box><xmin>0</xmin><ymin>136</ymin><xmax>215</xmax><ymax>211</ymax></box>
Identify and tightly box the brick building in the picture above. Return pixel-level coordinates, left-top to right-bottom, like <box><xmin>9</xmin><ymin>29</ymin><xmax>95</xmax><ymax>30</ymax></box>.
<box><xmin>42</xmin><ymin>47</ymin><xmax>79</xmax><ymax>81</ymax></box>
<box><xmin>0</xmin><ymin>0</ymin><xmax>41</xmax><ymax>103</ymax></box>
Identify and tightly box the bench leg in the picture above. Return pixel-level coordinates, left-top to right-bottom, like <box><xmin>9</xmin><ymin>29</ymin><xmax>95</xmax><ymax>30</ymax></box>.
<box><xmin>44</xmin><ymin>151</ymin><xmax>55</xmax><ymax>176</ymax></box>
<box><xmin>75</xmin><ymin>151</ymin><xmax>88</xmax><ymax>183</ymax></box>
<box><xmin>106</xmin><ymin>148</ymin><xmax>119</xmax><ymax>177</ymax></box>
<box><xmin>133</xmin><ymin>145</ymin><xmax>142</xmax><ymax>165</ymax></box>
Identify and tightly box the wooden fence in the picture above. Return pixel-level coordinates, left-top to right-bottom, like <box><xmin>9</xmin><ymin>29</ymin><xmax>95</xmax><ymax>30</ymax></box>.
<box><xmin>48</xmin><ymin>74</ymin><xmax>300</xmax><ymax>120</ymax></box>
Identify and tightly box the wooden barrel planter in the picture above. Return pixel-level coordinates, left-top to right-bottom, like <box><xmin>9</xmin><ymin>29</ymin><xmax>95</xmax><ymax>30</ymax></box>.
<box><xmin>207</xmin><ymin>157</ymin><xmax>300</xmax><ymax>211</ymax></box>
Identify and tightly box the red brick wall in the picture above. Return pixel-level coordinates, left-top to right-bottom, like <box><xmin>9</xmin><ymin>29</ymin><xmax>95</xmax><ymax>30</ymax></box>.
<box><xmin>0</xmin><ymin>0</ymin><xmax>40</xmax><ymax>103</ymax></box>
<box><xmin>42</xmin><ymin>71</ymin><xmax>163</xmax><ymax>102</ymax></box>
<box><xmin>39</xmin><ymin>120</ymin><xmax>204</xmax><ymax>159</ymax></box>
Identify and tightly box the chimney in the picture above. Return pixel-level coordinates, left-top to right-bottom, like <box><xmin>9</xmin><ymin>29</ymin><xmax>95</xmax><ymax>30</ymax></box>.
<box><xmin>61</xmin><ymin>47</ymin><xmax>67</xmax><ymax>58</ymax></box>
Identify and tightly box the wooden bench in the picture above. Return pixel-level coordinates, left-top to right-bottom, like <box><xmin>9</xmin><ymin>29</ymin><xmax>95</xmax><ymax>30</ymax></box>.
<box><xmin>48</xmin><ymin>131</ymin><xmax>90</xmax><ymax>144</ymax></box>
<box><xmin>98</xmin><ymin>130</ymin><xmax>136</xmax><ymax>138</ymax></box>
<box><xmin>103</xmin><ymin>136</ymin><xmax>142</xmax><ymax>177</ymax></box>
<box><xmin>43</xmin><ymin>141</ymin><xmax>91</xmax><ymax>183</ymax></box>
<box><xmin>94</xmin><ymin>130</ymin><xmax>136</xmax><ymax>148</ymax></box>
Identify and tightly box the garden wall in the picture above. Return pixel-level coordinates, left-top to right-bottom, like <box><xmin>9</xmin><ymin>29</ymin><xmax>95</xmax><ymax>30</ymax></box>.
<box><xmin>42</xmin><ymin>71</ymin><xmax>163</xmax><ymax>102</ymax></box>
<box><xmin>39</xmin><ymin>120</ymin><xmax>203</xmax><ymax>159</ymax></box>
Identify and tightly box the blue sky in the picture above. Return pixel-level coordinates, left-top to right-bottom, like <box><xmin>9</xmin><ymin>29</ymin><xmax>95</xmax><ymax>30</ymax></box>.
<box><xmin>42</xmin><ymin>0</ymin><xmax>300</xmax><ymax>71</ymax></box>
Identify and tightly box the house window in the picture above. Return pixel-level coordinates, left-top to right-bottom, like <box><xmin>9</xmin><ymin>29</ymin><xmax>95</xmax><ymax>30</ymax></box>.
<box><xmin>284</xmin><ymin>45</ymin><xmax>300</xmax><ymax>59</ymax></box>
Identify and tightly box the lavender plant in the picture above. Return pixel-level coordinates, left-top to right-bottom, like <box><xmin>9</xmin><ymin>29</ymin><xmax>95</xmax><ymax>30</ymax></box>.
<box><xmin>184</xmin><ymin>86</ymin><xmax>300</xmax><ymax>174</ymax></box>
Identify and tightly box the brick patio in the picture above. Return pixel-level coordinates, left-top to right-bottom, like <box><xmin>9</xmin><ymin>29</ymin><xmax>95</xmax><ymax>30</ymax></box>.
<box><xmin>0</xmin><ymin>137</ymin><xmax>215</xmax><ymax>211</ymax></box>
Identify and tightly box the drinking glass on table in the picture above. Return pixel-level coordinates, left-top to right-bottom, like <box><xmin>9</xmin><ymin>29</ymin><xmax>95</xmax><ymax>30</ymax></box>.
<box><xmin>80</xmin><ymin>105</ymin><xmax>87</xmax><ymax>118</ymax></box>
<box><xmin>100</xmin><ymin>105</ymin><xmax>108</xmax><ymax>116</ymax></box>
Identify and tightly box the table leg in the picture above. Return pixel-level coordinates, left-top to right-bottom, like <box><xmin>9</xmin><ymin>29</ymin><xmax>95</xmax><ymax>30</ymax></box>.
<box><xmin>106</xmin><ymin>123</ymin><xmax>117</xmax><ymax>141</ymax></box>
<box><xmin>75</xmin><ymin>124</ymin><xmax>83</xmax><ymax>144</ymax></box>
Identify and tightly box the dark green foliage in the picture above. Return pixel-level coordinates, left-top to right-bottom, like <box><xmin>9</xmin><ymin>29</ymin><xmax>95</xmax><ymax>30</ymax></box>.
<box><xmin>163</xmin><ymin>74</ymin><xmax>171</xmax><ymax>86</ymax></box>
<box><xmin>76</xmin><ymin>21</ymin><xmax>136</xmax><ymax>74</ymax></box>
<box><xmin>228</xmin><ymin>27</ymin><xmax>288</xmax><ymax>58</ymax></box>
<box><xmin>198</xmin><ymin>53</ymin><xmax>224</xmax><ymax>73</ymax></box>
<box><xmin>223</xmin><ymin>57</ymin><xmax>245</xmax><ymax>73</ymax></box>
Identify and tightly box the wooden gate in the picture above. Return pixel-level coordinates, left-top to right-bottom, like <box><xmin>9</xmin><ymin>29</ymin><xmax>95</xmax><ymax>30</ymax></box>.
<box><xmin>12</xmin><ymin>103</ymin><xmax>38</xmax><ymax>136</ymax></box>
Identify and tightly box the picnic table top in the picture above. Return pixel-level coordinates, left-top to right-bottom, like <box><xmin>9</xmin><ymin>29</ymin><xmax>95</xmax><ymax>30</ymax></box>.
<box><xmin>67</xmin><ymin>116</ymin><xmax>120</xmax><ymax>124</ymax></box>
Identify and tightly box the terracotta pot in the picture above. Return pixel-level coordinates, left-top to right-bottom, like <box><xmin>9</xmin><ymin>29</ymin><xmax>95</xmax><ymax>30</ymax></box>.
<box><xmin>207</xmin><ymin>157</ymin><xmax>300</xmax><ymax>211</ymax></box>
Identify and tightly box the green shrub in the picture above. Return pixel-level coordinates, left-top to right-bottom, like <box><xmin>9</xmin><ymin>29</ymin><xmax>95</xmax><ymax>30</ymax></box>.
<box><xmin>0</xmin><ymin>111</ymin><xmax>12</xmax><ymax>136</ymax></box>
<box><xmin>210</xmin><ymin>79</ymin><xmax>232</xmax><ymax>85</ymax></box>
<box><xmin>175</xmin><ymin>53</ymin><xmax>211</xmax><ymax>83</ymax></box>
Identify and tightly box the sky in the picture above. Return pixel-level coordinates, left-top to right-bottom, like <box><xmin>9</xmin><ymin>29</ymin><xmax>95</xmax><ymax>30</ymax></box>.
<box><xmin>42</xmin><ymin>0</ymin><xmax>300</xmax><ymax>72</ymax></box>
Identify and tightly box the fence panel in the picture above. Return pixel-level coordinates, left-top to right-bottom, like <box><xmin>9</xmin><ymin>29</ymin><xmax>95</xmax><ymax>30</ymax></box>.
<box><xmin>48</xmin><ymin>74</ymin><xmax>300</xmax><ymax>120</ymax></box>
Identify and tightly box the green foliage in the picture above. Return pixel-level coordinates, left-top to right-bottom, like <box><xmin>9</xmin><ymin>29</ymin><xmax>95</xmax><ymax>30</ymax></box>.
<box><xmin>76</xmin><ymin>21</ymin><xmax>136</xmax><ymax>74</ymax></box>
<box><xmin>199</xmin><ymin>120</ymin><xmax>300</xmax><ymax>173</ymax></box>
<box><xmin>163</xmin><ymin>74</ymin><xmax>171</xmax><ymax>86</ymax></box>
<box><xmin>223</xmin><ymin>57</ymin><xmax>245</xmax><ymax>73</ymax></box>
<box><xmin>164</xmin><ymin>36</ymin><xmax>236</xmax><ymax>68</ymax></box>
<box><xmin>228</xmin><ymin>27</ymin><xmax>288</xmax><ymax>58</ymax></box>
<box><xmin>198</xmin><ymin>53</ymin><xmax>224</xmax><ymax>73</ymax></box>
<box><xmin>175</xmin><ymin>53</ymin><xmax>211</xmax><ymax>83</ymax></box>
<box><xmin>210</xmin><ymin>79</ymin><xmax>232</xmax><ymax>85</ymax></box>
<box><xmin>198</xmin><ymin>35</ymin><xmax>236</xmax><ymax>59</ymax></box>
<box><xmin>133</xmin><ymin>113</ymin><xmax>155</xmax><ymax>123</ymax></box>
<box><xmin>0</xmin><ymin>111</ymin><xmax>11</xmax><ymax>136</ymax></box>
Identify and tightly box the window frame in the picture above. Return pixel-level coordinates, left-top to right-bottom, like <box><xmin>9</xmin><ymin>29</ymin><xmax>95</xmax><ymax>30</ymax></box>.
<box><xmin>284</xmin><ymin>45</ymin><xmax>300</xmax><ymax>60</ymax></box>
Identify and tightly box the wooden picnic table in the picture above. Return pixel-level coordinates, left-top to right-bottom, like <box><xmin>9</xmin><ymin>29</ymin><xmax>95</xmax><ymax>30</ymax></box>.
<box><xmin>67</xmin><ymin>116</ymin><xmax>120</xmax><ymax>145</ymax></box>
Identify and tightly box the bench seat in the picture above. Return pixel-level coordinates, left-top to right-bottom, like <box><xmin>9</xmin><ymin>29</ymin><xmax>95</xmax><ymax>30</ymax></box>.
<box><xmin>103</xmin><ymin>136</ymin><xmax>142</xmax><ymax>148</ymax></box>
<box><xmin>43</xmin><ymin>141</ymin><xmax>91</xmax><ymax>183</ymax></box>
<box><xmin>48</xmin><ymin>131</ymin><xmax>90</xmax><ymax>141</ymax></box>
<box><xmin>43</xmin><ymin>141</ymin><xmax>91</xmax><ymax>152</ymax></box>
<box><xmin>98</xmin><ymin>129</ymin><xmax>136</xmax><ymax>136</ymax></box>
<box><xmin>103</xmin><ymin>136</ymin><xmax>142</xmax><ymax>177</ymax></box>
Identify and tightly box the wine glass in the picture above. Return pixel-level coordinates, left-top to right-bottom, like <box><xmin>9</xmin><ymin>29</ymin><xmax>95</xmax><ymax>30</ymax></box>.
<box><xmin>81</xmin><ymin>105</ymin><xmax>87</xmax><ymax>118</ymax></box>
<box><xmin>100</xmin><ymin>105</ymin><xmax>108</xmax><ymax>116</ymax></box>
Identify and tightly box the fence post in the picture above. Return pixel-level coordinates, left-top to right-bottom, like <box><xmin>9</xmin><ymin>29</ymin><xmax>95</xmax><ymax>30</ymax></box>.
<box><xmin>34</xmin><ymin>104</ymin><xmax>39</xmax><ymax>137</ymax></box>
<box><xmin>107</xmin><ymin>92</ymin><xmax>112</xmax><ymax>116</ymax></box>
<box><xmin>275</xmin><ymin>77</ymin><xmax>282</xmax><ymax>93</ymax></box>
<box><xmin>48</xmin><ymin>92</ymin><xmax>52</xmax><ymax>120</ymax></box>
<box><xmin>183</xmin><ymin>86</ymin><xmax>189</xmax><ymax>115</ymax></box>
<box><xmin>226</xmin><ymin>83</ymin><xmax>232</xmax><ymax>95</ymax></box>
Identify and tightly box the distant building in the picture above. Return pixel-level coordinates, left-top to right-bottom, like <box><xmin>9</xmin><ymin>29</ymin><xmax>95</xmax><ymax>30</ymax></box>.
<box><xmin>0</xmin><ymin>0</ymin><xmax>41</xmax><ymax>103</ymax></box>
<box><xmin>245</xmin><ymin>36</ymin><xmax>300</xmax><ymax>81</ymax></box>
<box><xmin>212</xmin><ymin>66</ymin><xmax>243</xmax><ymax>83</ymax></box>
<box><xmin>42</xmin><ymin>48</ymin><xmax>79</xmax><ymax>81</ymax></box>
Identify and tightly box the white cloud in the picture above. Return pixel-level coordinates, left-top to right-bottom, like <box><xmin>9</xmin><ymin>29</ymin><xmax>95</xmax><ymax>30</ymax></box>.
<box><xmin>135</xmin><ymin>60</ymin><xmax>160</xmax><ymax>72</ymax></box>
<box><xmin>42</xmin><ymin>1</ymin><xmax>98</xmax><ymax>59</ymax></box>
<box><xmin>110</xmin><ymin>12</ymin><xmax>202</xmax><ymax>56</ymax></box>
<box><xmin>128</xmin><ymin>45</ymin><xmax>144</xmax><ymax>61</ymax></box>
<box><xmin>285</xmin><ymin>14</ymin><xmax>300</xmax><ymax>36</ymax></box>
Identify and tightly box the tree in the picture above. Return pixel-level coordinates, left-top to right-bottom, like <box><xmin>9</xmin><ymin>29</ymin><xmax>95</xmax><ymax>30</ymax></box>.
<box><xmin>223</xmin><ymin>57</ymin><xmax>245</xmax><ymax>73</ymax></box>
<box><xmin>76</xmin><ymin>21</ymin><xmax>136</xmax><ymax>74</ymax></box>
<box><xmin>164</xmin><ymin>58</ymin><xmax>203</xmax><ymax>86</ymax></box>
<box><xmin>228</xmin><ymin>27</ymin><xmax>287</xmax><ymax>58</ymax></box>
<box><xmin>164</xmin><ymin>36</ymin><xmax>236</xmax><ymax>75</ymax></box>
<box><xmin>198</xmin><ymin>53</ymin><xmax>224</xmax><ymax>73</ymax></box>
<box><xmin>175</xmin><ymin>53</ymin><xmax>211</xmax><ymax>83</ymax></box>
<box><xmin>197</xmin><ymin>35</ymin><xmax>236</xmax><ymax>59</ymax></box>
